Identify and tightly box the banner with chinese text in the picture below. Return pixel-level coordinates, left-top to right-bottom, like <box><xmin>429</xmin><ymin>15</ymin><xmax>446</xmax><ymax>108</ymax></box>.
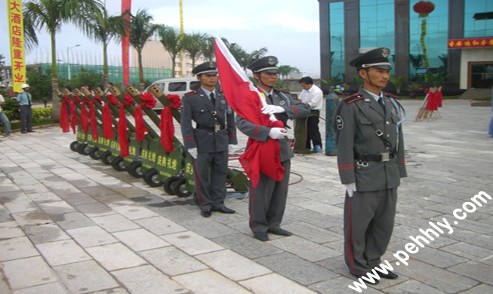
<box><xmin>7</xmin><ymin>0</ymin><xmax>26</xmax><ymax>93</ymax></box>
<box><xmin>448</xmin><ymin>37</ymin><xmax>493</xmax><ymax>49</ymax></box>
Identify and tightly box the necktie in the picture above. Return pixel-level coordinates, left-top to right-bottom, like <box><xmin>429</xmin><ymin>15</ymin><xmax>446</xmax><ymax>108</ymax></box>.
<box><xmin>210</xmin><ymin>92</ymin><xmax>215</xmax><ymax>106</ymax></box>
<box><xmin>378</xmin><ymin>97</ymin><xmax>385</xmax><ymax>113</ymax></box>
<box><xmin>267</xmin><ymin>94</ymin><xmax>273</xmax><ymax>104</ymax></box>
<box><xmin>28</xmin><ymin>93</ymin><xmax>32</xmax><ymax>106</ymax></box>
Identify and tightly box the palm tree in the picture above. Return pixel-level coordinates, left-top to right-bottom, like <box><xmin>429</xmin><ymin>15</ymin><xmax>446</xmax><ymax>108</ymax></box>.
<box><xmin>130</xmin><ymin>9</ymin><xmax>159</xmax><ymax>90</ymax></box>
<box><xmin>81</xmin><ymin>7</ymin><xmax>126</xmax><ymax>85</ymax></box>
<box><xmin>23</xmin><ymin>0</ymin><xmax>104</xmax><ymax>119</ymax></box>
<box><xmin>278</xmin><ymin>65</ymin><xmax>300</xmax><ymax>80</ymax></box>
<box><xmin>201</xmin><ymin>35</ymin><xmax>216</xmax><ymax>62</ymax></box>
<box><xmin>181</xmin><ymin>32</ymin><xmax>206</xmax><ymax>69</ymax></box>
<box><xmin>157</xmin><ymin>25</ymin><xmax>181</xmax><ymax>78</ymax></box>
<box><xmin>228</xmin><ymin>43</ymin><xmax>248</xmax><ymax>69</ymax></box>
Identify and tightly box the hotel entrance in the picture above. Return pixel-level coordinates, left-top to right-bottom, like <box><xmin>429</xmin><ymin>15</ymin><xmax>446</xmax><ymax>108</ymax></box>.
<box><xmin>469</xmin><ymin>62</ymin><xmax>493</xmax><ymax>88</ymax></box>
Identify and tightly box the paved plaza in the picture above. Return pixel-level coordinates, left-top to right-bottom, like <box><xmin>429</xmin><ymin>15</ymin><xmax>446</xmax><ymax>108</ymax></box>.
<box><xmin>0</xmin><ymin>99</ymin><xmax>492</xmax><ymax>293</ymax></box>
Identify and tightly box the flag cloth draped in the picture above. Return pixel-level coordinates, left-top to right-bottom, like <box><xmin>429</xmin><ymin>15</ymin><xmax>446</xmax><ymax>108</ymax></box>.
<box><xmin>214</xmin><ymin>37</ymin><xmax>284</xmax><ymax>188</ymax></box>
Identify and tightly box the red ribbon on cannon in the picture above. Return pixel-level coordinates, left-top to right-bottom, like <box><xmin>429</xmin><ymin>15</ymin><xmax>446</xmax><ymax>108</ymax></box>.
<box><xmin>160</xmin><ymin>94</ymin><xmax>181</xmax><ymax>153</ymax></box>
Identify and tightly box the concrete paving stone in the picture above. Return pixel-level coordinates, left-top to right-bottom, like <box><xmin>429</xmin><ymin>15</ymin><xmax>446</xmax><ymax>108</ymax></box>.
<box><xmin>55</xmin><ymin>211</ymin><xmax>95</xmax><ymax>230</ymax></box>
<box><xmin>407</xmin><ymin>246</ymin><xmax>469</xmax><ymax>268</ymax></box>
<box><xmin>1</xmin><ymin>256</ymin><xmax>58</xmax><ymax>290</ymax></box>
<box><xmin>139</xmin><ymin>246</ymin><xmax>208</xmax><ymax>276</ymax></box>
<box><xmin>85</xmin><ymin>243</ymin><xmax>147</xmax><ymax>271</ymax></box>
<box><xmin>3</xmin><ymin>196</ymin><xmax>38</xmax><ymax>214</ymax></box>
<box><xmin>396</xmin><ymin>259</ymin><xmax>478</xmax><ymax>293</ymax></box>
<box><xmin>448</xmin><ymin>261</ymin><xmax>493</xmax><ymax>286</ymax></box>
<box><xmin>161</xmin><ymin>231</ymin><xmax>224</xmax><ymax>256</ymax></box>
<box><xmin>255</xmin><ymin>252</ymin><xmax>338</xmax><ymax>286</ymax></box>
<box><xmin>310</xmin><ymin>275</ymin><xmax>384</xmax><ymax>294</ymax></box>
<box><xmin>12</xmin><ymin>282</ymin><xmax>69</xmax><ymax>294</ymax></box>
<box><xmin>297</xmin><ymin>191</ymin><xmax>345</xmax><ymax>205</ymax></box>
<box><xmin>25</xmin><ymin>191</ymin><xmax>62</xmax><ymax>203</ymax></box>
<box><xmin>23</xmin><ymin>223</ymin><xmax>71</xmax><ymax>244</ymax></box>
<box><xmin>89</xmin><ymin>287</ymin><xmax>129</xmax><ymax>294</ymax></box>
<box><xmin>107</xmin><ymin>186</ymin><xmax>152</xmax><ymax>199</ymax></box>
<box><xmin>67</xmin><ymin>178</ymin><xmax>99</xmax><ymax>189</ymax></box>
<box><xmin>383</xmin><ymin>279</ymin><xmax>445</xmax><ymax>294</ymax></box>
<box><xmin>110</xmin><ymin>203</ymin><xmax>159</xmax><ymax>220</ymax></box>
<box><xmin>0</xmin><ymin>221</ymin><xmax>25</xmax><ymax>239</ymax></box>
<box><xmin>392</xmin><ymin>224</ymin><xmax>458</xmax><ymax>249</ymax></box>
<box><xmin>181</xmin><ymin>218</ymin><xmax>239</xmax><ymax>239</ymax></box>
<box><xmin>134</xmin><ymin>216</ymin><xmax>187</xmax><ymax>235</ymax></box>
<box><xmin>445</xmin><ymin>228</ymin><xmax>493</xmax><ymax>250</ymax></box>
<box><xmin>66</xmin><ymin>226</ymin><xmax>118</xmax><ymax>247</ymax></box>
<box><xmin>269</xmin><ymin>235</ymin><xmax>340</xmax><ymax>262</ymax></box>
<box><xmin>294</xmin><ymin>200</ymin><xmax>344</xmax><ymax>216</ymax></box>
<box><xmin>196</xmin><ymin>249</ymin><xmax>272</xmax><ymax>281</ymax></box>
<box><xmin>112</xmin><ymin>265</ymin><xmax>191</xmax><ymax>294</ymax></box>
<box><xmin>113</xmin><ymin>228</ymin><xmax>170</xmax><ymax>251</ymax></box>
<box><xmin>173</xmin><ymin>269</ymin><xmax>251</xmax><ymax>294</ymax></box>
<box><xmin>212</xmin><ymin>233</ymin><xmax>284</xmax><ymax>259</ymax></box>
<box><xmin>283</xmin><ymin>221</ymin><xmax>342</xmax><ymax>244</ymax></box>
<box><xmin>12</xmin><ymin>209</ymin><xmax>53</xmax><ymax>227</ymax></box>
<box><xmin>90</xmin><ymin>213</ymin><xmax>141</xmax><ymax>232</ymax></box>
<box><xmin>0</xmin><ymin>236</ymin><xmax>39</xmax><ymax>261</ymax></box>
<box><xmin>459</xmin><ymin>284</ymin><xmax>493</xmax><ymax>294</ymax></box>
<box><xmin>73</xmin><ymin>202</ymin><xmax>116</xmax><ymax>218</ymax></box>
<box><xmin>240</xmin><ymin>273</ymin><xmax>318</xmax><ymax>294</ymax></box>
<box><xmin>288</xmin><ymin>210</ymin><xmax>342</xmax><ymax>229</ymax></box>
<box><xmin>53</xmin><ymin>260</ymin><xmax>120</xmax><ymax>293</ymax></box>
<box><xmin>39</xmin><ymin>201</ymin><xmax>77</xmax><ymax>221</ymax></box>
<box><xmin>397</xmin><ymin>203</ymin><xmax>445</xmax><ymax>219</ymax></box>
<box><xmin>36</xmin><ymin>239</ymin><xmax>92</xmax><ymax>266</ymax></box>
<box><xmin>452</xmin><ymin>218</ymin><xmax>493</xmax><ymax>235</ymax></box>
<box><xmin>50</xmin><ymin>190</ymin><xmax>97</xmax><ymax>206</ymax></box>
<box><xmin>442</xmin><ymin>241</ymin><xmax>493</xmax><ymax>262</ymax></box>
<box><xmin>226</xmin><ymin>220</ymin><xmax>254</xmax><ymax>235</ymax></box>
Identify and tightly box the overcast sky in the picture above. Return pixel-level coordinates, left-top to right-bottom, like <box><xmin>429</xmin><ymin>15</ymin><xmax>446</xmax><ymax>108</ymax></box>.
<box><xmin>1</xmin><ymin>0</ymin><xmax>321</xmax><ymax>77</ymax></box>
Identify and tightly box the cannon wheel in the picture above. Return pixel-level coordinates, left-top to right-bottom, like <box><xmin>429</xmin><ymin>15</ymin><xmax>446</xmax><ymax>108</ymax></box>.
<box><xmin>111</xmin><ymin>156</ymin><xmax>126</xmax><ymax>171</ymax></box>
<box><xmin>127</xmin><ymin>161</ymin><xmax>144</xmax><ymax>178</ymax></box>
<box><xmin>89</xmin><ymin>147</ymin><xmax>102</xmax><ymax>160</ymax></box>
<box><xmin>100</xmin><ymin>151</ymin><xmax>114</xmax><ymax>165</ymax></box>
<box><xmin>163</xmin><ymin>176</ymin><xmax>181</xmax><ymax>195</ymax></box>
<box><xmin>70</xmin><ymin>141</ymin><xmax>79</xmax><ymax>152</ymax></box>
<box><xmin>77</xmin><ymin>143</ymin><xmax>90</xmax><ymax>155</ymax></box>
<box><xmin>143</xmin><ymin>168</ymin><xmax>162</xmax><ymax>187</ymax></box>
<box><xmin>171</xmin><ymin>178</ymin><xmax>191</xmax><ymax>197</ymax></box>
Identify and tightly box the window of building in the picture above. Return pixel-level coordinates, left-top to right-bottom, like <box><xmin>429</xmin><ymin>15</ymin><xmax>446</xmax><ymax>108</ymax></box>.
<box><xmin>359</xmin><ymin>0</ymin><xmax>395</xmax><ymax>66</ymax></box>
<box><xmin>329</xmin><ymin>1</ymin><xmax>344</xmax><ymax>82</ymax></box>
<box><xmin>464</xmin><ymin>0</ymin><xmax>493</xmax><ymax>38</ymax></box>
<box><xmin>409</xmin><ymin>0</ymin><xmax>448</xmax><ymax>80</ymax></box>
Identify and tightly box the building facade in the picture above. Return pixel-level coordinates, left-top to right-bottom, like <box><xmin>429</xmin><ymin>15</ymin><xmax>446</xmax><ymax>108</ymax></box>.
<box><xmin>318</xmin><ymin>0</ymin><xmax>493</xmax><ymax>92</ymax></box>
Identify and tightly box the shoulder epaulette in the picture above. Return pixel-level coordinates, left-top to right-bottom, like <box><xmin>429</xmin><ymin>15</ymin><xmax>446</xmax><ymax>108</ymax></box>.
<box><xmin>343</xmin><ymin>93</ymin><xmax>364</xmax><ymax>104</ymax></box>
<box><xmin>184</xmin><ymin>90</ymin><xmax>198</xmax><ymax>97</ymax></box>
<box><xmin>384</xmin><ymin>92</ymin><xmax>400</xmax><ymax>100</ymax></box>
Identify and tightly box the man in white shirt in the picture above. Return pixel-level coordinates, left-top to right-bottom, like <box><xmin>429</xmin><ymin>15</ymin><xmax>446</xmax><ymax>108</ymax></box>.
<box><xmin>298</xmin><ymin>76</ymin><xmax>324</xmax><ymax>153</ymax></box>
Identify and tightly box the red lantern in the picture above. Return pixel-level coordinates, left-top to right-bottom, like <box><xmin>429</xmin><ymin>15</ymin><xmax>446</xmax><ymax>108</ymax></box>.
<box><xmin>413</xmin><ymin>0</ymin><xmax>435</xmax><ymax>17</ymax></box>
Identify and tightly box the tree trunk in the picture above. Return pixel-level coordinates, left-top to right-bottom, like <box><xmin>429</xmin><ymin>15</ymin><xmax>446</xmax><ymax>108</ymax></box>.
<box><xmin>138</xmin><ymin>49</ymin><xmax>144</xmax><ymax>91</ymax></box>
<box><xmin>50</xmin><ymin>30</ymin><xmax>60</xmax><ymax>119</ymax></box>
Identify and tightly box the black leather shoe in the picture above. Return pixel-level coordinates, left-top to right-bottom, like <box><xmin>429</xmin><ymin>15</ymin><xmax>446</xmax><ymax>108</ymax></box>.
<box><xmin>27</xmin><ymin>130</ymin><xmax>36</xmax><ymax>132</ymax></box>
<box><xmin>200</xmin><ymin>209</ymin><xmax>211</xmax><ymax>218</ymax></box>
<box><xmin>211</xmin><ymin>206</ymin><xmax>236</xmax><ymax>214</ymax></box>
<box><xmin>21</xmin><ymin>131</ymin><xmax>27</xmax><ymax>134</ymax></box>
<box><xmin>253</xmin><ymin>232</ymin><xmax>269</xmax><ymax>241</ymax></box>
<box><xmin>379</xmin><ymin>270</ymin><xmax>398</xmax><ymax>279</ymax></box>
<box><xmin>268</xmin><ymin>227</ymin><xmax>292</xmax><ymax>236</ymax></box>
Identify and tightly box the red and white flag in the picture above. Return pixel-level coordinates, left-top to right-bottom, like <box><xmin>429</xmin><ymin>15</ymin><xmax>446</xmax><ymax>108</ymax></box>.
<box><xmin>214</xmin><ymin>37</ymin><xmax>285</xmax><ymax>188</ymax></box>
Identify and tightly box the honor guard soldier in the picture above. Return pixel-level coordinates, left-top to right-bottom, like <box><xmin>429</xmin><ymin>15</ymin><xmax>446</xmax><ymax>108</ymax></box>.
<box><xmin>333</xmin><ymin>48</ymin><xmax>407</xmax><ymax>283</ymax></box>
<box><xmin>180</xmin><ymin>62</ymin><xmax>238</xmax><ymax>217</ymax></box>
<box><xmin>236</xmin><ymin>56</ymin><xmax>311</xmax><ymax>241</ymax></box>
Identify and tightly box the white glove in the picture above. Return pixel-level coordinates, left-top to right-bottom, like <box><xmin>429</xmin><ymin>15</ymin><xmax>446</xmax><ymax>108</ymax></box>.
<box><xmin>228</xmin><ymin>144</ymin><xmax>234</xmax><ymax>153</ymax></box>
<box><xmin>188</xmin><ymin>148</ymin><xmax>197</xmax><ymax>159</ymax></box>
<box><xmin>345</xmin><ymin>183</ymin><xmax>357</xmax><ymax>197</ymax></box>
<box><xmin>262</xmin><ymin>105</ymin><xmax>285</xmax><ymax>114</ymax></box>
<box><xmin>268</xmin><ymin>127</ymin><xmax>288</xmax><ymax>140</ymax></box>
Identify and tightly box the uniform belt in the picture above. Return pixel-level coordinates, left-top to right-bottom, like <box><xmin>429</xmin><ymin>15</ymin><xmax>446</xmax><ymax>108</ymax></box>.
<box><xmin>354</xmin><ymin>152</ymin><xmax>394</xmax><ymax>162</ymax></box>
<box><xmin>196</xmin><ymin>124</ymin><xmax>225</xmax><ymax>132</ymax></box>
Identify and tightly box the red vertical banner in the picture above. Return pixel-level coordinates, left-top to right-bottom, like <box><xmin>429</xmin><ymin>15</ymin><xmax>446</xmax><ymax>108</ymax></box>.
<box><xmin>121</xmin><ymin>0</ymin><xmax>131</xmax><ymax>86</ymax></box>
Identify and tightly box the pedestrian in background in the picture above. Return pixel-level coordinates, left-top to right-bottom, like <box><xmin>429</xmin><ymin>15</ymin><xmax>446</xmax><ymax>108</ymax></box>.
<box><xmin>0</xmin><ymin>93</ymin><xmax>12</xmax><ymax>137</ymax></box>
<box><xmin>16</xmin><ymin>84</ymin><xmax>34</xmax><ymax>134</ymax></box>
<box><xmin>298</xmin><ymin>76</ymin><xmax>324</xmax><ymax>153</ymax></box>
<box><xmin>180</xmin><ymin>62</ymin><xmax>238</xmax><ymax>218</ymax></box>
<box><xmin>333</xmin><ymin>48</ymin><xmax>407</xmax><ymax>284</ymax></box>
<box><xmin>236</xmin><ymin>56</ymin><xmax>310</xmax><ymax>241</ymax></box>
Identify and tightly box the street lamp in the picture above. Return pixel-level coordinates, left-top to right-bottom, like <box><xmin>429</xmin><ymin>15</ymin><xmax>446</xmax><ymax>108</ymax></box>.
<box><xmin>67</xmin><ymin>44</ymin><xmax>80</xmax><ymax>80</ymax></box>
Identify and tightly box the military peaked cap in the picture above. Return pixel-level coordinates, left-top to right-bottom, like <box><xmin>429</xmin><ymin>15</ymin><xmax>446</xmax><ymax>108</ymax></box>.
<box><xmin>349</xmin><ymin>47</ymin><xmax>392</xmax><ymax>70</ymax></box>
<box><xmin>192</xmin><ymin>62</ymin><xmax>218</xmax><ymax>75</ymax></box>
<box><xmin>247</xmin><ymin>56</ymin><xmax>279</xmax><ymax>73</ymax></box>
